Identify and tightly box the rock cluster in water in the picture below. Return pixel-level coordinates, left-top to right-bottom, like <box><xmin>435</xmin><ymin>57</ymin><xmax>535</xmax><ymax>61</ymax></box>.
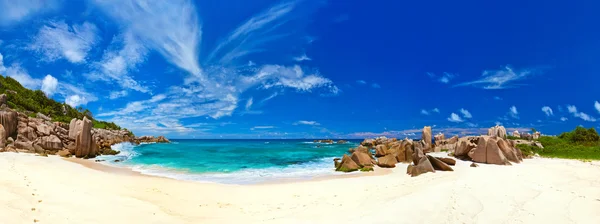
<box><xmin>334</xmin><ymin>125</ymin><xmax>543</xmax><ymax>177</ymax></box>
<box><xmin>0</xmin><ymin>94</ymin><xmax>169</xmax><ymax>158</ymax></box>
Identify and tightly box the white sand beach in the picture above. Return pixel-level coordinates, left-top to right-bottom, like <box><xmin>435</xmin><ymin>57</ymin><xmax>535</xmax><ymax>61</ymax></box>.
<box><xmin>1</xmin><ymin>152</ymin><xmax>600</xmax><ymax>224</ymax></box>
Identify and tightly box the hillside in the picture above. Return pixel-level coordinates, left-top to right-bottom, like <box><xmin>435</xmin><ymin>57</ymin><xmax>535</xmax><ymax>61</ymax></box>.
<box><xmin>0</xmin><ymin>75</ymin><xmax>121</xmax><ymax>130</ymax></box>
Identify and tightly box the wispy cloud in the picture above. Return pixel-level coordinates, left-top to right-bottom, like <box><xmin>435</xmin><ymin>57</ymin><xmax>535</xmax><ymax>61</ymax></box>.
<box><xmin>421</xmin><ymin>108</ymin><xmax>440</xmax><ymax>115</ymax></box>
<box><xmin>251</xmin><ymin>126</ymin><xmax>275</xmax><ymax>130</ymax></box>
<box><xmin>595</xmin><ymin>101</ymin><xmax>600</xmax><ymax>114</ymax></box>
<box><xmin>426</xmin><ymin>72</ymin><xmax>456</xmax><ymax>84</ymax></box>
<box><xmin>560</xmin><ymin>117</ymin><xmax>568</xmax><ymax>121</ymax></box>
<box><xmin>109</xmin><ymin>90</ymin><xmax>128</xmax><ymax>99</ymax></box>
<box><xmin>509</xmin><ymin>106</ymin><xmax>519</xmax><ymax>119</ymax></box>
<box><xmin>460</xmin><ymin>108</ymin><xmax>472</xmax><ymax>118</ymax></box>
<box><xmin>28</xmin><ymin>20</ymin><xmax>100</xmax><ymax>63</ymax></box>
<box><xmin>448</xmin><ymin>113</ymin><xmax>464</xmax><ymax>123</ymax></box>
<box><xmin>93</xmin><ymin>0</ymin><xmax>202</xmax><ymax>76</ymax></box>
<box><xmin>95</xmin><ymin>1</ymin><xmax>335</xmax><ymax>135</ymax></box>
<box><xmin>0</xmin><ymin>0</ymin><xmax>62</xmax><ymax>26</ymax></box>
<box><xmin>293</xmin><ymin>120</ymin><xmax>320</xmax><ymax>126</ymax></box>
<box><xmin>371</xmin><ymin>83</ymin><xmax>381</xmax><ymax>88</ymax></box>
<box><xmin>455</xmin><ymin>65</ymin><xmax>537</xmax><ymax>89</ymax></box>
<box><xmin>356</xmin><ymin>80</ymin><xmax>366</xmax><ymax>85</ymax></box>
<box><xmin>293</xmin><ymin>53</ymin><xmax>311</xmax><ymax>62</ymax></box>
<box><xmin>87</xmin><ymin>31</ymin><xmax>150</xmax><ymax>93</ymax></box>
<box><xmin>567</xmin><ymin>105</ymin><xmax>596</xmax><ymax>122</ymax></box>
<box><xmin>541</xmin><ymin>106</ymin><xmax>553</xmax><ymax>117</ymax></box>
<box><xmin>494</xmin><ymin>96</ymin><xmax>502</xmax><ymax>100</ymax></box>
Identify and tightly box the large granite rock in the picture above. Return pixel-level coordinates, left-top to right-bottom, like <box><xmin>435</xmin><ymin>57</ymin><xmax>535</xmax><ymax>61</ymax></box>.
<box><xmin>36</xmin><ymin>123</ymin><xmax>52</xmax><ymax>136</ymax></box>
<box><xmin>412</xmin><ymin>147</ymin><xmax>425</xmax><ymax>165</ymax></box>
<box><xmin>377</xmin><ymin>154</ymin><xmax>397</xmax><ymax>168</ymax></box>
<box><xmin>0</xmin><ymin>111</ymin><xmax>18</xmax><ymax>138</ymax></box>
<box><xmin>69</xmin><ymin>118</ymin><xmax>83</xmax><ymax>140</ymax></box>
<box><xmin>487</xmin><ymin>125</ymin><xmax>507</xmax><ymax>139</ymax></box>
<box><xmin>74</xmin><ymin>117</ymin><xmax>98</xmax><ymax>158</ymax></box>
<box><xmin>455</xmin><ymin>138</ymin><xmax>477</xmax><ymax>158</ymax></box>
<box><xmin>427</xmin><ymin>155</ymin><xmax>454</xmax><ymax>171</ymax></box>
<box><xmin>408</xmin><ymin>156</ymin><xmax>435</xmax><ymax>177</ymax></box>
<box><xmin>497</xmin><ymin>138</ymin><xmax>520</xmax><ymax>163</ymax></box>
<box><xmin>0</xmin><ymin>94</ymin><xmax>6</xmax><ymax>105</ymax></box>
<box><xmin>422</xmin><ymin>126</ymin><xmax>432</xmax><ymax>150</ymax></box>
<box><xmin>0</xmin><ymin>124</ymin><xmax>5</xmax><ymax>148</ymax></box>
<box><xmin>336</xmin><ymin>154</ymin><xmax>359</xmax><ymax>172</ymax></box>
<box><xmin>434</xmin><ymin>133</ymin><xmax>445</xmax><ymax>142</ymax></box>
<box><xmin>436</xmin><ymin>157</ymin><xmax>456</xmax><ymax>166</ymax></box>
<box><xmin>471</xmin><ymin>136</ymin><xmax>511</xmax><ymax>165</ymax></box>
<box><xmin>351</xmin><ymin>151</ymin><xmax>374</xmax><ymax>167</ymax></box>
<box><xmin>375</xmin><ymin>144</ymin><xmax>389</xmax><ymax>157</ymax></box>
<box><xmin>39</xmin><ymin>135</ymin><xmax>63</xmax><ymax>151</ymax></box>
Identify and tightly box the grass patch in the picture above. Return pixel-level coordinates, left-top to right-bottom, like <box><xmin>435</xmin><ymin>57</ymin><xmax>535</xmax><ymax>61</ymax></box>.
<box><xmin>519</xmin><ymin>126</ymin><xmax>600</xmax><ymax>161</ymax></box>
<box><xmin>359</xmin><ymin>166</ymin><xmax>374</xmax><ymax>172</ymax></box>
<box><xmin>440</xmin><ymin>149</ymin><xmax>448</xmax><ymax>152</ymax></box>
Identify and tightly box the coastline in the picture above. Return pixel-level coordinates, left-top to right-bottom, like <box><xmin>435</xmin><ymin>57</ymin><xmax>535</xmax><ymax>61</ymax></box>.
<box><xmin>2</xmin><ymin>152</ymin><xmax>600</xmax><ymax>224</ymax></box>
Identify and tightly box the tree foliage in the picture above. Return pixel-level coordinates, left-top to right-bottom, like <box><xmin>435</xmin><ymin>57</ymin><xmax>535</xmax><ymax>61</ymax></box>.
<box><xmin>0</xmin><ymin>75</ymin><xmax>121</xmax><ymax>130</ymax></box>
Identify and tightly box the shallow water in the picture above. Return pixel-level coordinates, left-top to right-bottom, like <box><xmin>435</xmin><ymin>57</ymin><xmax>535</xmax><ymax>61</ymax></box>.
<box><xmin>96</xmin><ymin>139</ymin><xmax>358</xmax><ymax>184</ymax></box>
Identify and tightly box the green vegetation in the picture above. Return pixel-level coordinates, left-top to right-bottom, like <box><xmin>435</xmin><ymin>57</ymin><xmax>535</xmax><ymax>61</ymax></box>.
<box><xmin>0</xmin><ymin>76</ymin><xmax>122</xmax><ymax>130</ymax></box>
<box><xmin>359</xmin><ymin>166</ymin><xmax>374</xmax><ymax>172</ymax></box>
<box><xmin>515</xmin><ymin>126</ymin><xmax>600</xmax><ymax>161</ymax></box>
<box><xmin>507</xmin><ymin>135</ymin><xmax>520</xmax><ymax>140</ymax></box>
<box><xmin>440</xmin><ymin>149</ymin><xmax>449</xmax><ymax>152</ymax></box>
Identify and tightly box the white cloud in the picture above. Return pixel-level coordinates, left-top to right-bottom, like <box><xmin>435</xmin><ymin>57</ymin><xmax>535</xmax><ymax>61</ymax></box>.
<box><xmin>0</xmin><ymin>0</ymin><xmax>62</xmax><ymax>26</ymax></box>
<box><xmin>293</xmin><ymin>53</ymin><xmax>311</xmax><ymax>62</ymax></box>
<box><xmin>494</xmin><ymin>96</ymin><xmax>502</xmax><ymax>100</ymax></box>
<box><xmin>567</xmin><ymin>105</ymin><xmax>596</xmax><ymax>122</ymax></box>
<box><xmin>87</xmin><ymin>32</ymin><xmax>150</xmax><ymax>93</ymax></box>
<box><xmin>245</xmin><ymin>97</ymin><xmax>254</xmax><ymax>110</ymax></box>
<box><xmin>541</xmin><ymin>106</ymin><xmax>553</xmax><ymax>117</ymax></box>
<box><xmin>427</xmin><ymin>72</ymin><xmax>455</xmax><ymax>84</ymax></box>
<box><xmin>41</xmin><ymin>74</ymin><xmax>58</xmax><ymax>97</ymax></box>
<box><xmin>94</xmin><ymin>1</ymin><xmax>335</xmax><ymax>135</ymax></box>
<box><xmin>207</xmin><ymin>1</ymin><xmax>296</xmax><ymax>64</ymax></box>
<box><xmin>460</xmin><ymin>108</ymin><xmax>472</xmax><ymax>118</ymax></box>
<box><xmin>250</xmin><ymin>65</ymin><xmax>336</xmax><ymax>93</ymax></box>
<box><xmin>356</xmin><ymin>80</ymin><xmax>366</xmax><ymax>85</ymax></box>
<box><xmin>455</xmin><ymin>66</ymin><xmax>536</xmax><ymax>89</ymax></box>
<box><xmin>251</xmin><ymin>126</ymin><xmax>275</xmax><ymax>130</ymax></box>
<box><xmin>0</xmin><ymin>53</ymin><xmax>5</xmax><ymax>73</ymax></box>
<box><xmin>29</xmin><ymin>21</ymin><xmax>99</xmax><ymax>63</ymax></box>
<box><xmin>509</xmin><ymin>106</ymin><xmax>519</xmax><ymax>119</ymax></box>
<box><xmin>293</xmin><ymin>120</ymin><xmax>320</xmax><ymax>126</ymax></box>
<box><xmin>421</xmin><ymin>108</ymin><xmax>440</xmax><ymax>115</ymax></box>
<box><xmin>109</xmin><ymin>90</ymin><xmax>128</xmax><ymax>99</ymax></box>
<box><xmin>560</xmin><ymin>117</ymin><xmax>568</xmax><ymax>121</ymax></box>
<box><xmin>371</xmin><ymin>83</ymin><xmax>381</xmax><ymax>88</ymax></box>
<box><xmin>3</xmin><ymin>63</ymin><xmax>40</xmax><ymax>89</ymax></box>
<box><xmin>595</xmin><ymin>101</ymin><xmax>600</xmax><ymax>114</ymax></box>
<box><xmin>447</xmin><ymin>113</ymin><xmax>464</xmax><ymax>123</ymax></box>
<box><xmin>93</xmin><ymin>0</ymin><xmax>202</xmax><ymax>76</ymax></box>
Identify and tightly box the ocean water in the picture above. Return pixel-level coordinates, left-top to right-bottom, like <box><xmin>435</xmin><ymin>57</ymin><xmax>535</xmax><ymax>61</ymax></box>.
<box><xmin>96</xmin><ymin>139</ymin><xmax>358</xmax><ymax>184</ymax></box>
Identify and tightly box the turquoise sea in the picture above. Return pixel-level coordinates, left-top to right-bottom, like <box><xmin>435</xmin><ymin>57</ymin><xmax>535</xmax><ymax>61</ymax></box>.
<box><xmin>97</xmin><ymin>140</ymin><xmax>359</xmax><ymax>184</ymax></box>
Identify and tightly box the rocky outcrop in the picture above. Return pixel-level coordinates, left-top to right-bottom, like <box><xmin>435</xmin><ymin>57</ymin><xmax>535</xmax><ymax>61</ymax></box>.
<box><xmin>375</xmin><ymin>144</ymin><xmax>388</xmax><ymax>157</ymax></box>
<box><xmin>377</xmin><ymin>154</ymin><xmax>397</xmax><ymax>168</ymax></box>
<box><xmin>434</xmin><ymin>133</ymin><xmax>445</xmax><ymax>142</ymax></box>
<box><xmin>470</xmin><ymin>136</ymin><xmax>511</xmax><ymax>165</ymax></box>
<box><xmin>0</xmin><ymin>111</ymin><xmax>18</xmax><ymax>138</ymax></box>
<box><xmin>314</xmin><ymin>139</ymin><xmax>334</xmax><ymax>144</ymax></box>
<box><xmin>487</xmin><ymin>125</ymin><xmax>507</xmax><ymax>139</ymax></box>
<box><xmin>407</xmin><ymin>156</ymin><xmax>435</xmax><ymax>177</ymax></box>
<box><xmin>69</xmin><ymin>118</ymin><xmax>83</xmax><ymax>139</ymax></box>
<box><xmin>427</xmin><ymin>155</ymin><xmax>454</xmax><ymax>171</ymax></box>
<box><xmin>336</xmin><ymin>140</ymin><xmax>348</xmax><ymax>144</ymax></box>
<box><xmin>135</xmin><ymin>135</ymin><xmax>170</xmax><ymax>144</ymax></box>
<box><xmin>422</xmin><ymin>126</ymin><xmax>432</xmax><ymax>150</ymax></box>
<box><xmin>74</xmin><ymin>117</ymin><xmax>97</xmax><ymax>158</ymax></box>
<box><xmin>0</xmin><ymin>124</ymin><xmax>5</xmax><ymax>148</ymax></box>
<box><xmin>436</xmin><ymin>157</ymin><xmax>456</xmax><ymax>166</ymax></box>
<box><xmin>336</xmin><ymin>154</ymin><xmax>360</xmax><ymax>172</ymax></box>
<box><xmin>512</xmin><ymin>130</ymin><xmax>520</xmax><ymax>137</ymax></box>
<box><xmin>532</xmin><ymin>132</ymin><xmax>541</xmax><ymax>140</ymax></box>
<box><xmin>38</xmin><ymin>135</ymin><xmax>63</xmax><ymax>151</ymax></box>
<box><xmin>351</xmin><ymin>151</ymin><xmax>374</xmax><ymax>167</ymax></box>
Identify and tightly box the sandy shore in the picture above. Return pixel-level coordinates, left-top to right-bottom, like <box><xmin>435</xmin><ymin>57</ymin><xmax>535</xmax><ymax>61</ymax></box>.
<box><xmin>1</xmin><ymin>152</ymin><xmax>600</xmax><ymax>224</ymax></box>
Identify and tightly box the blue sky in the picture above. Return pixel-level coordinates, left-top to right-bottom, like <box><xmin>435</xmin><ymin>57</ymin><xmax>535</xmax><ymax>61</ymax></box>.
<box><xmin>0</xmin><ymin>0</ymin><xmax>599</xmax><ymax>139</ymax></box>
